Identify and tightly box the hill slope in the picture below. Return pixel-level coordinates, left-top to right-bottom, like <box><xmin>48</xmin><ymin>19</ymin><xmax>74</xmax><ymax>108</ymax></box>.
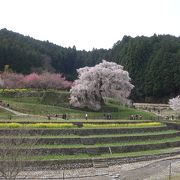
<box><xmin>0</xmin><ymin>29</ymin><xmax>180</xmax><ymax>102</ymax></box>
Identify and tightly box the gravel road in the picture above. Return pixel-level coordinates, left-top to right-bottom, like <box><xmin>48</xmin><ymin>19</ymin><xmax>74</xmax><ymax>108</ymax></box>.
<box><xmin>14</xmin><ymin>155</ymin><xmax>180</xmax><ymax>180</ymax></box>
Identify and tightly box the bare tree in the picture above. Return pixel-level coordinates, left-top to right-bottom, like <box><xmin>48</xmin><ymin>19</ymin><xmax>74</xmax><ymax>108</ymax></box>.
<box><xmin>0</xmin><ymin>129</ymin><xmax>41</xmax><ymax>180</ymax></box>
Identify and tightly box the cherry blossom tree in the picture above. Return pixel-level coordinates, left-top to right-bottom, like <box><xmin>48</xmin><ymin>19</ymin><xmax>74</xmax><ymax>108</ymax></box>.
<box><xmin>22</xmin><ymin>73</ymin><xmax>41</xmax><ymax>88</ymax></box>
<box><xmin>37</xmin><ymin>73</ymin><xmax>72</xmax><ymax>90</ymax></box>
<box><xmin>0</xmin><ymin>72</ymin><xmax>24</xmax><ymax>89</ymax></box>
<box><xmin>0</xmin><ymin>72</ymin><xmax>72</xmax><ymax>90</ymax></box>
<box><xmin>70</xmin><ymin>60</ymin><xmax>134</xmax><ymax>111</ymax></box>
<box><xmin>0</xmin><ymin>76</ymin><xmax>4</xmax><ymax>88</ymax></box>
<box><xmin>169</xmin><ymin>95</ymin><xmax>180</xmax><ymax>112</ymax></box>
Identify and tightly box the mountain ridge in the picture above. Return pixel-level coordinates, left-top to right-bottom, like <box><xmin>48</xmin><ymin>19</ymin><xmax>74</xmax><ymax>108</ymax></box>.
<box><xmin>0</xmin><ymin>28</ymin><xmax>179</xmax><ymax>102</ymax></box>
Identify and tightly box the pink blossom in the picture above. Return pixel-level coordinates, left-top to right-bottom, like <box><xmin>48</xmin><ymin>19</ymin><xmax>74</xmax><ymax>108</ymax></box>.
<box><xmin>70</xmin><ymin>60</ymin><xmax>134</xmax><ymax>110</ymax></box>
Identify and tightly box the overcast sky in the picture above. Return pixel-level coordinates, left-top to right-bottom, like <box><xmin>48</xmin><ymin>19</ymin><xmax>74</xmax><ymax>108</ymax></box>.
<box><xmin>0</xmin><ymin>0</ymin><xmax>180</xmax><ymax>50</ymax></box>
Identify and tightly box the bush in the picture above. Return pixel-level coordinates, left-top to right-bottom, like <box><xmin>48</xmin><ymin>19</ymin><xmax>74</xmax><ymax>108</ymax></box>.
<box><xmin>26</xmin><ymin>123</ymin><xmax>74</xmax><ymax>128</ymax></box>
<box><xmin>83</xmin><ymin>122</ymin><xmax>162</xmax><ymax>128</ymax></box>
<box><xmin>0</xmin><ymin>89</ymin><xmax>43</xmax><ymax>97</ymax></box>
<box><xmin>0</xmin><ymin>122</ymin><xmax>162</xmax><ymax>129</ymax></box>
<box><xmin>0</xmin><ymin>123</ymin><xmax>22</xmax><ymax>128</ymax></box>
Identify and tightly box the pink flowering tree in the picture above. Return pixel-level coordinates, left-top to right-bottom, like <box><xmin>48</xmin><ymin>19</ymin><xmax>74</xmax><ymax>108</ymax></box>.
<box><xmin>38</xmin><ymin>73</ymin><xmax>72</xmax><ymax>90</ymax></box>
<box><xmin>22</xmin><ymin>73</ymin><xmax>41</xmax><ymax>89</ymax></box>
<box><xmin>0</xmin><ymin>72</ymin><xmax>24</xmax><ymax>89</ymax></box>
<box><xmin>23</xmin><ymin>72</ymin><xmax>72</xmax><ymax>90</ymax></box>
<box><xmin>70</xmin><ymin>60</ymin><xmax>134</xmax><ymax>111</ymax></box>
<box><xmin>169</xmin><ymin>95</ymin><xmax>180</xmax><ymax>112</ymax></box>
<box><xmin>0</xmin><ymin>72</ymin><xmax>72</xmax><ymax>90</ymax></box>
<box><xmin>0</xmin><ymin>76</ymin><xmax>4</xmax><ymax>88</ymax></box>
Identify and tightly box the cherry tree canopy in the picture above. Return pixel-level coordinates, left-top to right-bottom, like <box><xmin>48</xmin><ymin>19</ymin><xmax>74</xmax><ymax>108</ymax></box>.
<box><xmin>0</xmin><ymin>72</ymin><xmax>72</xmax><ymax>90</ymax></box>
<box><xmin>70</xmin><ymin>60</ymin><xmax>134</xmax><ymax>110</ymax></box>
<box><xmin>169</xmin><ymin>95</ymin><xmax>180</xmax><ymax>112</ymax></box>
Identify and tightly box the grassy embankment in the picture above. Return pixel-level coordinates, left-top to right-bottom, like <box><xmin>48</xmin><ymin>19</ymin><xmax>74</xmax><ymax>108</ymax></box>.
<box><xmin>1</xmin><ymin>90</ymin><xmax>179</xmax><ymax>165</ymax></box>
<box><xmin>0</xmin><ymin>95</ymin><xmax>156</xmax><ymax>120</ymax></box>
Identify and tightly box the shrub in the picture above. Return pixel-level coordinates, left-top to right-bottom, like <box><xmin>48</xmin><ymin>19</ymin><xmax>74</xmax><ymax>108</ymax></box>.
<box><xmin>0</xmin><ymin>122</ymin><xmax>162</xmax><ymax>129</ymax></box>
<box><xmin>0</xmin><ymin>123</ymin><xmax>22</xmax><ymax>128</ymax></box>
<box><xmin>83</xmin><ymin>122</ymin><xmax>162</xmax><ymax>128</ymax></box>
<box><xmin>26</xmin><ymin>123</ymin><xmax>74</xmax><ymax>128</ymax></box>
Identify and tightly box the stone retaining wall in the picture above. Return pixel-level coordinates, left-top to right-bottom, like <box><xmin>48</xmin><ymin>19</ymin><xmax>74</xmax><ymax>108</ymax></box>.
<box><xmin>1</xmin><ymin>141</ymin><xmax>180</xmax><ymax>156</ymax></box>
<box><xmin>24</xmin><ymin>151</ymin><xmax>180</xmax><ymax>170</ymax></box>
<box><xmin>0</xmin><ymin>126</ymin><xmax>168</xmax><ymax>136</ymax></box>
<box><xmin>1</xmin><ymin>132</ymin><xmax>179</xmax><ymax>145</ymax></box>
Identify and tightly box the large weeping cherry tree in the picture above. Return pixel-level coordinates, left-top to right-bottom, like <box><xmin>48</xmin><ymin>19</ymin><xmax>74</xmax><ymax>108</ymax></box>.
<box><xmin>70</xmin><ymin>60</ymin><xmax>134</xmax><ymax>111</ymax></box>
<box><xmin>169</xmin><ymin>95</ymin><xmax>180</xmax><ymax>112</ymax></box>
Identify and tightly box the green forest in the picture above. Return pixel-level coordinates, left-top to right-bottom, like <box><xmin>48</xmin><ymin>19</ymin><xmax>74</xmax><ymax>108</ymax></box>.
<box><xmin>0</xmin><ymin>28</ymin><xmax>180</xmax><ymax>102</ymax></box>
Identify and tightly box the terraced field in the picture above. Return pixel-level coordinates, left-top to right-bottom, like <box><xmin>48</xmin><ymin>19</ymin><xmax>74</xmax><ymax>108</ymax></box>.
<box><xmin>0</xmin><ymin>120</ymin><xmax>180</xmax><ymax>170</ymax></box>
<box><xmin>0</xmin><ymin>91</ymin><xmax>179</xmax><ymax>171</ymax></box>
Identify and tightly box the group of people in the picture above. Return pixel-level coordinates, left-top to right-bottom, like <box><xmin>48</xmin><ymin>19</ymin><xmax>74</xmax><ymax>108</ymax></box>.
<box><xmin>84</xmin><ymin>113</ymin><xmax>113</xmax><ymax>120</ymax></box>
<box><xmin>104</xmin><ymin>113</ymin><xmax>112</xmax><ymax>120</ymax></box>
<box><xmin>129</xmin><ymin>114</ymin><xmax>143</xmax><ymax>120</ymax></box>
<box><xmin>0</xmin><ymin>100</ymin><xmax>9</xmax><ymax>107</ymax></box>
<box><xmin>47</xmin><ymin>113</ymin><xmax>67</xmax><ymax>120</ymax></box>
<box><xmin>165</xmin><ymin>115</ymin><xmax>174</xmax><ymax>120</ymax></box>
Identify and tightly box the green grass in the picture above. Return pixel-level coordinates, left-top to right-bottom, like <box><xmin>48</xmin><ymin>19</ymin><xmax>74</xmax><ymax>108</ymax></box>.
<box><xmin>1</xmin><ymin>130</ymin><xmax>177</xmax><ymax>139</ymax></box>
<box><xmin>0</xmin><ymin>96</ymin><xmax>82</xmax><ymax>114</ymax></box>
<box><xmin>0</xmin><ymin>95</ymin><xmax>156</xmax><ymax>120</ymax></box>
<box><xmin>21</xmin><ymin>147</ymin><xmax>180</xmax><ymax>161</ymax></box>
<box><xmin>9</xmin><ymin>136</ymin><xmax>179</xmax><ymax>149</ymax></box>
<box><xmin>0</xmin><ymin>108</ymin><xmax>13</xmax><ymax>116</ymax></box>
<box><xmin>0</xmin><ymin>117</ymin><xmax>154</xmax><ymax>123</ymax></box>
<box><xmin>1</xmin><ymin>92</ymin><xmax>178</xmax><ymax>165</ymax></box>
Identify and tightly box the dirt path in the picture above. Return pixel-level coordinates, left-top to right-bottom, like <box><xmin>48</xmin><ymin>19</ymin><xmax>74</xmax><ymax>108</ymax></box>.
<box><xmin>0</xmin><ymin>105</ymin><xmax>28</xmax><ymax>116</ymax></box>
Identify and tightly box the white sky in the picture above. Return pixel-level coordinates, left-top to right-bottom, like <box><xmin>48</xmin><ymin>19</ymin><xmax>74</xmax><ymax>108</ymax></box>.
<box><xmin>0</xmin><ymin>0</ymin><xmax>180</xmax><ymax>50</ymax></box>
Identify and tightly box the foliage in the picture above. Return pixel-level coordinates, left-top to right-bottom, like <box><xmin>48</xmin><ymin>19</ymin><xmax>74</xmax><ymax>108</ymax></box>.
<box><xmin>0</xmin><ymin>122</ymin><xmax>162</xmax><ymax>129</ymax></box>
<box><xmin>22</xmin><ymin>73</ymin><xmax>40</xmax><ymax>88</ymax></box>
<box><xmin>23</xmin><ymin>72</ymin><xmax>72</xmax><ymax>89</ymax></box>
<box><xmin>0</xmin><ymin>29</ymin><xmax>180</xmax><ymax>102</ymax></box>
<box><xmin>0</xmin><ymin>72</ymin><xmax>72</xmax><ymax>90</ymax></box>
<box><xmin>83</xmin><ymin>122</ymin><xmax>162</xmax><ymax>128</ymax></box>
<box><xmin>26</xmin><ymin>123</ymin><xmax>74</xmax><ymax>128</ymax></box>
<box><xmin>0</xmin><ymin>72</ymin><xmax>24</xmax><ymax>89</ymax></box>
<box><xmin>169</xmin><ymin>95</ymin><xmax>180</xmax><ymax>112</ymax></box>
<box><xmin>0</xmin><ymin>89</ymin><xmax>28</xmax><ymax>93</ymax></box>
<box><xmin>0</xmin><ymin>123</ymin><xmax>76</xmax><ymax>129</ymax></box>
<box><xmin>0</xmin><ymin>123</ymin><xmax>22</xmax><ymax>128</ymax></box>
<box><xmin>70</xmin><ymin>60</ymin><xmax>134</xmax><ymax>110</ymax></box>
<box><xmin>111</xmin><ymin>35</ymin><xmax>180</xmax><ymax>102</ymax></box>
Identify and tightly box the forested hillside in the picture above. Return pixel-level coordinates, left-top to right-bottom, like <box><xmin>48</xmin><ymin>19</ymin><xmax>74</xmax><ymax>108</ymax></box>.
<box><xmin>0</xmin><ymin>28</ymin><xmax>180</xmax><ymax>102</ymax></box>
<box><xmin>0</xmin><ymin>29</ymin><xmax>109</xmax><ymax>80</ymax></box>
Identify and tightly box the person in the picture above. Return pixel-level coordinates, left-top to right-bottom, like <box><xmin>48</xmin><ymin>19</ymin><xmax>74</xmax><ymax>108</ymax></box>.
<box><xmin>64</xmin><ymin>113</ymin><xmax>67</xmax><ymax>120</ymax></box>
<box><xmin>130</xmin><ymin>114</ymin><xmax>134</xmax><ymax>120</ymax></box>
<box><xmin>85</xmin><ymin>113</ymin><xmax>88</xmax><ymax>120</ymax></box>
<box><xmin>109</xmin><ymin>113</ymin><xmax>112</xmax><ymax>120</ymax></box>
<box><xmin>47</xmin><ymin>114</ymin><xmax>51</xmax><ymax>120</ymax></box>
<box><xmin>139</xmin><ymin>115</ymin><xmax>142</xmax><ymax>120</ymax></box>
<box><xmin>171</xmin><ymin>115</ymin><xmax>174</xmax><ymax>120</ymax></box>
